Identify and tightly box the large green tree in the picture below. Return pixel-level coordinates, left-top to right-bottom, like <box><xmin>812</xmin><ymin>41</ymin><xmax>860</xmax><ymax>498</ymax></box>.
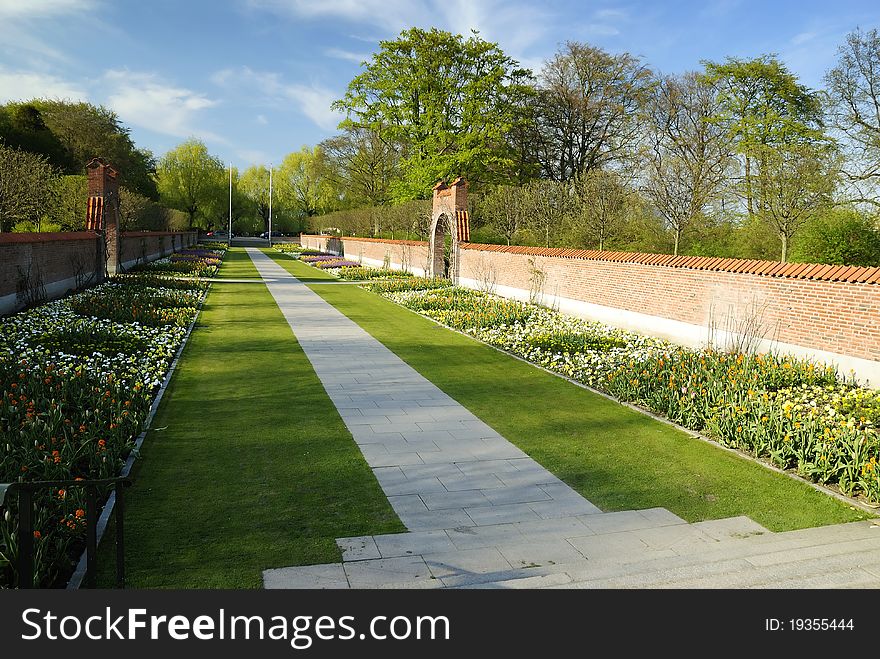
<box><xmin>792</xmin><ymin>207</ymin><xmax>880</xmax><ymax>266</ymax></box>
<box><xmin>0</xmin><ymin>100</ymin><xmax>157</xmax><ymax>199</ymax></box>
<box><xmin>276</xmin><ymin>146</ymin><xmax>336</xmax><ymax>220</ymax></box>
<box><xmin>47</xmin><ymin>174</ymin><xmax>87</xmax><ymax>232</ymax></box>
<box><xmin>571</xmin><ymin>169</ymin><xmax>633</xmax><ymax>251</ymax></box>
<box><xmin>334</xmin><ymin>27</ymin><xmax>534</xmax><ymax>199</ymax></box>
<box><xmin>156</xmin><ymin>139</ymin><xmax>225</xmax><ymax>230</ymax></box>
<box><xmin>702</xmin><ymin>55</ymin><xmax>827</xmax><ymax>220</ymax></box>
<box><xmin>756</xmin><ymin>142</ymin><xmax>838</xmax><ymax>262</ymax></box>
<box><xmin>238</xmin><ymin>165</ymin><xmax>273</xmax><ymax>233</ymax></box>
<box><xmin>478</xmin><ymin>184</ymin><xmax>526</xmax><ymax>245</ymax></box>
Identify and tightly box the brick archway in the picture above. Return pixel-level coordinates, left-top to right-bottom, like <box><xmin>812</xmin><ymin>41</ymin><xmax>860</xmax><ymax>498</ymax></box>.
<box><xmin>428</xmin><ymin>177</ymin><xmax>470</xmax><ymax>280</ymax></box>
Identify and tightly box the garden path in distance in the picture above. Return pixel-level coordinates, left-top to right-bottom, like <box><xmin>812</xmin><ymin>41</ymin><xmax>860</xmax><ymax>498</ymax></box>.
<box><xmin>249</xmin><ymin>249</ymin><xmax>880</xmax><ymax>589</ymax></box>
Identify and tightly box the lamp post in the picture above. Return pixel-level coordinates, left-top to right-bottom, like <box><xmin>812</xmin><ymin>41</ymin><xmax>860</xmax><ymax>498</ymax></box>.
<box><xmin>228</xmin><ymin>164</ymin><xmax>233</xmax><ymax>247</ymax></box>
<box><xmin>268</xmin><ymin>164</ymin><xmax>273</xmax><ymax>249</ymax></box>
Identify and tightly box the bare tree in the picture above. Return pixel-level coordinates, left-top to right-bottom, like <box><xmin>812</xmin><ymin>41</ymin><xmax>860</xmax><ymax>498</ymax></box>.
<box><xmin>320</xmin><ymin>125</ymin><xmax>399</xmax><ymax>207</ymax></box>
<box><xmin>479</xmin><ymin>184</ymin><xmax>523</xmax><ymax>245</ymax></box>
<box><xmin>571</xmin><ymin>168</ymin><xmax>631</xmax><ymax>250</ymax></box>
<box><xmin>758</xmin><ymin>142</ymin><xmax>838</xmax><ymax>262</ymax></box>
<box><xmin>640</xmin><ymin>72</ymin><xmax>733</xmax><ymax>255</ymax></box>
<box><xmin>521</xmin><ymin>179</ymin><xmax>574</xmax><ymax>247</ymax></box>
<box><xmin>825</xmin><ymin>28</ymin><xmax>880</xmax><ymax>207</ymax></box>
<box><xmin>532</xmin><ymin>42</ymin><xmax>653</xmax><ymax>182</ymax></box>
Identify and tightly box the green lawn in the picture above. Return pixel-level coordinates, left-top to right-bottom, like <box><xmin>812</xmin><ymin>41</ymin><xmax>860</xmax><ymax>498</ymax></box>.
<box><xmin>97</xmin><ymin>247</ymin><xmax>403</xmax><ymax>588</ymax></box>
<box><xmin>214</xmin><ymin>247</ymin><xmax>263</xmax><ymax>279</ymax></box>
<box><xmin>265</xmin><ymin>251</ymin><xmax>870</xmax><ymax>532</ymax></box>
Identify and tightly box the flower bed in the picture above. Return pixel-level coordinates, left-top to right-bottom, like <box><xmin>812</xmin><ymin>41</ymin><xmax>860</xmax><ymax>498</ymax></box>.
<box><xmin>313</xmin><ymin>259</ymin><xmax>360</xmax><ymax>269</ymax></box>
<box><xmin>300</xmin><ymin>254</ymin><xmax>340</xmax><ymax>263</ymax></box>
<box><xmin>0</xmin><ymin>266</ymin><xmax>212</xmax><ymax>587</ymax></box>
<box><xmin>363</xmin><ymin>278</ymin><xmax>453</xmax><ymax>294</ymax></box>
<box><xmin>199</xmin><ymin>241</ymin><xmax>228</xmax><ymax>250</ymax></box>
<box><xmin>367</xmin><ymin>282</ymin><xmax>880</xmax><ymax>504</ymax></box>
<box><xmin>132</xmin><ymin>247</ymin><xmax>224</xmax><ymax>277</ymax></box>
<box><xmin>332</xmin><ymin>267</ymin><xmax>413</xmax><ymax>281</ymax></box>
<box><xmin>274</xmin><ymin>244</ymin><xmax>321</xmax><ymax>256</ymax></box>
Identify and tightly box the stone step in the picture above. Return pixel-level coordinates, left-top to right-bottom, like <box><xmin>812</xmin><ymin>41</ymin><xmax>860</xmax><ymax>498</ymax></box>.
<box><xmin>336</xmin><ymin>507</ymin><xmax>693</xmax><ymax>564</ymax></box>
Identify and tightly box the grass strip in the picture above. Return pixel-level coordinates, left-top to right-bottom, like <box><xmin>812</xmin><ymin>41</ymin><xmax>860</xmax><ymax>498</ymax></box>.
<box><xmin>265</xmin><ymin>252</ymin><xmax>869</xmax><ymax>532</ymax></box>
<box><xmin>98</xmin><ymin>248</ymin><xmax>403</xmax><ymax>587</ymax></box>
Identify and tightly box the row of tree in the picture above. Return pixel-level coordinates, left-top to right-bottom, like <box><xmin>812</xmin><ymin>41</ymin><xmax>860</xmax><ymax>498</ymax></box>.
<box><xmin>310</xmin><ymin>27</ymin><xmax>880</xmax><ymax>264</ymax></box>
<box><xmin>153</xmin><ymin>140</ymin><xmax>337</xmax><ymax>235</ymax></box>
<box><xmin>4</xmin><ymin>26</ymin><xmax>880</xmax><ymax>264</ymax></box>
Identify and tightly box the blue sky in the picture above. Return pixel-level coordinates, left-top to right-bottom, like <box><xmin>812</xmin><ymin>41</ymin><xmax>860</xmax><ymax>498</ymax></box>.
<box><xmin>1</xmin><ymin>0</ymin><xmax>879</xmax><ymax>170</ymax></box>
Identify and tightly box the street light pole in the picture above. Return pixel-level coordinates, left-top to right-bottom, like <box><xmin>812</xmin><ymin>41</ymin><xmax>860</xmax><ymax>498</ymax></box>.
<box><xmin>268</xmin><ymin>164</ymin><xmax>273</xmax><ymax>249</ymax></box>
<box><xmin>228</xmin><ymin>164</ymin><xmax>232</xmax><ymax>247</ymax></box>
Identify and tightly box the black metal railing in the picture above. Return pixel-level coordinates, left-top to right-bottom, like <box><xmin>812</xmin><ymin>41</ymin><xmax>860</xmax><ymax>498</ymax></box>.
<box><xmin>0</xmin><ymin>477</ymin><xmax>132</xmax><ymax>589</ymax></box>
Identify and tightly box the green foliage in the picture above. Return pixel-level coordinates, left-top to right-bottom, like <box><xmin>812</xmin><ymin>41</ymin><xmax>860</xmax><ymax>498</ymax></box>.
<box><xmin>46</xmin><ymin>175</ymin><xmax>87</xmax><ymax>231</ymax></box>
<box><xmin>0</xmin><ymin>142</ymin><xmax>58</xmax><ymax>232</ymax></box>
<box><xmin>702</xmin><ymin>55</ymin><xmax>825</xmax><ymax>151</ymax></box>
<box><xmin>792</xmin><ymin>208</ymin><xmax>880</xmax><ymax>266</ymax></box>
<box><xmin>0</xmin><ymin>103</ymin><xmax>69</xmax><ymax>168</ymax></box>
<box><xmin>238</xmin><ymin>165</ymin><xmax>271</xmax><ymax>233</ymax></box>
<box><xmin>156</xmin><ymin>139</ymin><xmax>226</xmax><ymax>229</ymax></box>
<box><xmin>0</xmin><ymin>100</ymin><xmax>157</xmax><ymax>198</ymax></box>
<box><xmin>276</xmin><ymin>146</ymin><xmax>338</xmax><ymax>221</ymax></box>
<box><xmin>334</xmin><ymin>27</ymin><xmax>534</xmax><ymax>200</ymax></box>
<box><xmin>320</xmin><ymin>126</ymin><xmax>399</xmax><ymax>207</ymax></box>
<box><xmin>525</xmin><ymin>331</ymin><xmax>628</xmax><ymax>353</ymax></box>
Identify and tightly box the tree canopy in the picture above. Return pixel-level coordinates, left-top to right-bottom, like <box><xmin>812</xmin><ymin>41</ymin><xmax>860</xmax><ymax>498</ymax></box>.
<box><xmin>333</xmin><ymin>27</ymin><xmax>534</xmax><ymax>200</ymax></box>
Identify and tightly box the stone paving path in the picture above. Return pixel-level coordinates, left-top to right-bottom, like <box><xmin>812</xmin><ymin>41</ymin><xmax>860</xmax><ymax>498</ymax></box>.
<box><xmin>246</xmin><ymin>249</ymin><xmax>880</xmax><ymax>588</ymax></box>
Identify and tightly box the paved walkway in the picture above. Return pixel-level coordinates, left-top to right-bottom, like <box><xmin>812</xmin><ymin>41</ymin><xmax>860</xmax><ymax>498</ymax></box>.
<box><xmin>246</xmin><ymin>249</ymin><xmax>880</xmax><ymax>588</ymax></box>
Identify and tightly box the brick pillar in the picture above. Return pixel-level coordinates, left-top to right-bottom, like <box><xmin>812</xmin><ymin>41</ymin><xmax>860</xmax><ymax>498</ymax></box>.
<box><xmin>86</xmin><ymin>158</ymin><xmax>121</xmax><ymax>275</ymax></box>
<box><xmin>449</xmin><ymin>176</ymin><xmax>468</xmax><ymax>211</ymax></box>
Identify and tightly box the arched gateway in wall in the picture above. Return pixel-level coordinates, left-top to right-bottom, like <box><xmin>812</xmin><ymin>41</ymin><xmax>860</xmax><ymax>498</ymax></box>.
<box><xmin>428</xmin><ymin>177</ymin><xmax>470</xmax><ymax>280</ymax></box>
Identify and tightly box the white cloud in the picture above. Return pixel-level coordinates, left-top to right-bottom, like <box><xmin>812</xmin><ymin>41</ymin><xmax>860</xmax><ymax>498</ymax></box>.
<box><xmin>237</xmin><ymin>148</ymin><xmax>271</xmax><ymax>165</ymax></box>
<box><xmin>594</xmin><ymin>8</ymin><xmax>628</xmax><ymax>20</ymax></box>
<box><xmin>0</xmin><ymin>68</ymin><xmax>87</xmax><ymax>103</ymax></box>
<box><xmin>0</xmin><ymin>0</ymin><xmax>94</xmax><ymax>19</ymax></box>
<box><xmin>292</xmin><ymin>85</ymin><xmax>345</xmax><ymax>131</ymax></box>
<box><xmin>325</xmin><ymin>47</ymin><xmax>370</xmax><ymax>64</ymax></box>
<box><xmin>249</xmin><ymin>0</ymin><xmax>552</xmax><ymax>61</ymax></box>
<box><xmin>584</xmin><ymin>24</ymin><xmax>621</xmax><ymax>37</ymax></box>
<box><xmin>103</xmin><ymin>69</ymin><xmax>222</xmax><ymax>141</ymax></box>
<box><xmin>212</xmin><ymin>66</ymin><xmax>345</xmax><ymax>132</ymax></box>
<box><xmin>256</xmin><ymin>114</ymin><xmax>268</xmax><ymax>125</ymax></box>
<box><xmin>791</xmin><ymin>31</ymin><xmax>817</xmax><ymax>46</ymax></box>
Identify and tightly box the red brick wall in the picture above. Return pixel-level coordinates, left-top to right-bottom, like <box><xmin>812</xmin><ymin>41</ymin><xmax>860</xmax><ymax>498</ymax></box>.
<box><xmin>1</xmin><ymin>231</ymin><xmax>198</xmax><ymax>314</ymax></box>
<box><xmin>0</xmin><ymin>233</ymin><xmax>102</xmax><ymax>305</ymax></box>
<box><xmin>301</xmin><ymin>235</ymin><xmax>880</xmax><ymax>364</ymax></box>
<box><xmin>457</xmin><ymin>247</ymin><xmax>880</xmax><ymax>362</ymax></box>
<box><xmin>301</xmin><ymin>235</ymin><xmax>430</xmax><ymax>273</ymax></box>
